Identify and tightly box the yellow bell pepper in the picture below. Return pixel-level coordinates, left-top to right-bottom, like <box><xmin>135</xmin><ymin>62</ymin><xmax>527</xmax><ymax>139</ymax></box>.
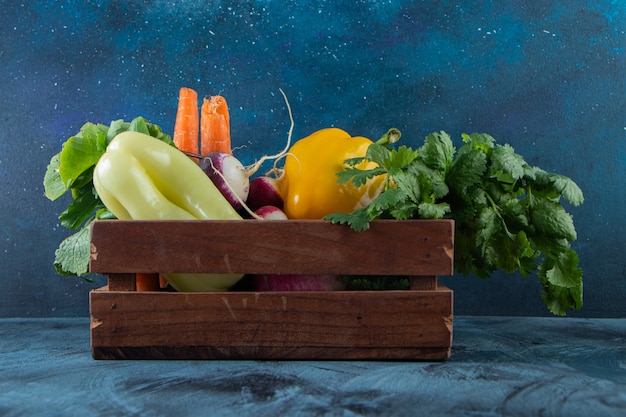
<box><xmin>93</xmin><ymin>131</ymin><xmax>244</xmax><ymax>292</ymax></box>
<box><xmin>278</xmin><ymin>128</ymin><xmax>386</xmax><ymax>219</ymax></box>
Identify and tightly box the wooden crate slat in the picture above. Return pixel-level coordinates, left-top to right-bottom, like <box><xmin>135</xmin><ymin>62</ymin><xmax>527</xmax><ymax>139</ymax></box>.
<box><xmin>90</xmin><ymin>287</ymin><xmax>452</xmax><ymax>360</ymax></box>
<box><xmin>90</xmin><ymin>220</ymin><xmax>454</xmax><ymax>276</ymax></box>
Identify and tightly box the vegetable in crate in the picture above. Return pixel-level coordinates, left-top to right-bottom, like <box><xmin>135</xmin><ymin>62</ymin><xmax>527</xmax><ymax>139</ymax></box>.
<box><xmin>249</xmin><ymin>274</ymin><xmax>345</xmax><ymax>291</ymax></box>
<box><xmin>43</xmin><ymin>117</ymin><xmax>172</xmax><ymax>279</ymax></box>
<box><xmin>93</xmin><ymin>130</ymin><xmax>245</xmax><ymax>291</ymax></box>
<box><xmin>201</xmin><ymin>95</ymin><xmax>231</xmax><ymax>155</ymax></box>
<box><xmin>277</xmin><ymin>127</ymin><xmax>396</xmax><ymax>219</ymax></box>
<box><xmin>172</xmin><ymin>88</ymin><xmax>231</xmax><ymax>157</ymax></box>
<box><xmin>44</xmin><ymin>89</ymin><xmax>296</xmax><ymax>290</ymax></box>
<box><xmin>325</xmin><ymin>131</ymin><xmax>584</xmax><ymax>316</ymax></box>
<box><xmin>199</xmin><ymin>152</ymin><xmax>250</xmax><ymax>211</ymax></box>
<box><xmin>173</xmin><ymin>87</ymin><xmax>200</xmax><ymax>157</ymax></box>
<box><xmin>187</xmin><ymin>88</ymin><xmax>293</xmax><ymax>217</ymax></box>
<box><xmin>246</xmin><ymin>176</ymin><xmax>284</xmax><ymax>212</ymax></box>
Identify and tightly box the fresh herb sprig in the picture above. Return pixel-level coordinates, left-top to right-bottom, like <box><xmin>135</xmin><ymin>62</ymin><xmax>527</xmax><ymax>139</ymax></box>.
<box><xmin>342</xmin><ymin>275</ymin><xmax>409</xmax><ymax>291</ymax></box>
<box><xmin>324</xmin><ymin>130</ymin><xmax>584</xmax><ymax>316</ymax></box>
<box><xmin>44</xmin><ymin>117</ymin><xmax>173</xmax><ymax>280</ymax></box>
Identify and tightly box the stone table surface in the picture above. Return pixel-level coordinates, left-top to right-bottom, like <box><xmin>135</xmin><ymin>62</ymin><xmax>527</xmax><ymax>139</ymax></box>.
<box><xmin>1</xmin><ymin>316</ymin><xmax>624</xmax><ymax>416</ymax></box>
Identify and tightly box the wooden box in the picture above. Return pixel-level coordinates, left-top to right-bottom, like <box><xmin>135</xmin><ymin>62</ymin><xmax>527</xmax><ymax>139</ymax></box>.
<box><xmin>89</xmin><ymin>219</ymin><xmax>454</xmax><ymax>360</ymax></box>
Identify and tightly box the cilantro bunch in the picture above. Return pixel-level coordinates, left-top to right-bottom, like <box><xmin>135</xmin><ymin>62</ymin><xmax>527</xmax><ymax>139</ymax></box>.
<box><xmin>44</xmin><ymin>117</ymin><xmax>173</xmax><ymax>280</ymax></box>
<box><xmin>325</xmin><ymin>131</ymin><xmax>584</xmax><ymax>316</ymax></box>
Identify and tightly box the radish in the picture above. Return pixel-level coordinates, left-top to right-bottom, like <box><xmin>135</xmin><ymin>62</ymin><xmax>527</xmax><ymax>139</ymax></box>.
<box><xmin>249</xmin><ymin>274</ymin><xmax>345</xmax><ymax>291</ymax></box>
<box><xmin>199</xmin><ymin>152</ymin><xmax>249</xmax><ymax>211</ymax></box>
<box><xmin>247</xmin><ymin>176</ymin><xmax>284</xmax><ymax>211</ymax></box>
<box><xmin>195</xmin><ymin>89</ymin><xmax>295</xmax><ymax>216</ymax></box>
<box><xmin>254</xmin><ymin>205</ymin><xmax>288</xmax><ymax>220</ymax></box>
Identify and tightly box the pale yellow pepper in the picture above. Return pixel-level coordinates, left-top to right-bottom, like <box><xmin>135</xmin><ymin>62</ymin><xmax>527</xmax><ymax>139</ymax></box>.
<box><xmin>278</xmin><ymin>128</ymin><xmax>386</xmax><ymax>219</ymax></box>
<box><xmin>93</xmin><ymin>131</ymin><xmax>244</xmax><ymax>292</ymax></box>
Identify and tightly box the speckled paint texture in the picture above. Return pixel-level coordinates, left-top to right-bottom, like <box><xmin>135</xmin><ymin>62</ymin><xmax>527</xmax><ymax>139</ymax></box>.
<box><xmin>0</xmin><ymin>0</ymin><xmax>624</xmax><ymax>317</ymax></box>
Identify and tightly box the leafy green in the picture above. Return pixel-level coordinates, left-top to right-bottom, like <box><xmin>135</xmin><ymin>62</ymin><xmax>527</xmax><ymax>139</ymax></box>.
<box><xmin>58</xmin><ymin>123</ymin><xmax>108</xmax><ymax>188</ymax></box>
<box><xmin>43</xmin><ymin>153</ymin><xmax>66</xmax><ymax>200</ymax></box>
<box><xmin>53</xmin><ymin>226</ymin><xmax>92</xmax><ymax>276</ymax></box>
<box><xmin>58</xmin><ymin>188</ymin><xmax>101</xmax><ymax>230</ymax></box>
<box><xmin>324</xmin><ymin>130</ymin><xmax>584</xmax><ymax>316</ymax></box>
<box><xmin>343</xmin><ymin>275</ymin><xmax>410</xmax><ymax>291</ymax></box>
<box><xmin>44</xmin><ymin>117</ymin><xmax>172</xmax><ymax>280</ymax></box>
<box><xmin>328</xmin><ymin>144</ymin><xmax>443</xmax><ymax>231</ymax></box>
<box><xmin>419</xmin><ymin>131</ymin><xmax>455</xmax><ymax>171</ymax></box>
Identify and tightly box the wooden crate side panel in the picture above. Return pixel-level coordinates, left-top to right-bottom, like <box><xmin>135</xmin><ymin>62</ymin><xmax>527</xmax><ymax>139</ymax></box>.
<box><xmin>90</xmin><ymin>288</ymin><xmax>452</xmax><ymax>352</ymax></box>
<box><xmin>89</xmin><ymin>220</ymin><xmax>454</xmax><ymax>276</ymax></box>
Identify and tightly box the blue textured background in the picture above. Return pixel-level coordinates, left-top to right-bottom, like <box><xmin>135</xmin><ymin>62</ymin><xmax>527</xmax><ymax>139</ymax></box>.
<box><xmin>1</xmin><ymin>0</ymin><xmax>624</xmax><ymax>317</ymax></box>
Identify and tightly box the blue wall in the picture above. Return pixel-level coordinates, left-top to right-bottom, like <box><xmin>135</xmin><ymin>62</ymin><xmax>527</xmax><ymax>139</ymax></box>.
<box><xmin>1</xmin><ymin>0</ymin><xmax>624</xmax><ymax>317</ymax></box>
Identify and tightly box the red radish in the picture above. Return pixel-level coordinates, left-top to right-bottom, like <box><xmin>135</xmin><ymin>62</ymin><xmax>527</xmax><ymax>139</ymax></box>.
<box><xmin>255</xmin><ymin>205</ymin><xmax>288</xmax><ymax>220</ymax></box>
<box><xmin>199</xmin><ymin>152</ymin><xmax>249</xmax><ymax>210</ymax></box>
<box><xmin>248</xmin><ymin>176</ymin><xmax>284</xmax><ymax>211</ymax></box>
<box><xmin>195</xmin><ymin>89</ymin><xmax>295</xmax><ymax>217</ymax></box>
<box><xmin>249</xmin><ymin>274</ymin><xmax>345</xmax><ymax>291</ymax></box>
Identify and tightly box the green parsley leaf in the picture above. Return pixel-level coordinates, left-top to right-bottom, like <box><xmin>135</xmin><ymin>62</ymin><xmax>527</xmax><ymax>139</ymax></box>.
<box><xmin>327</xmin><ymin>128</ymin><xmax>584</xmax><ymax>315</ymax></box>
<box><xmin>490</xmin><ymin>144</ymin><xmax>529</xmax><ymax>181</ymax></box>
<box><xmin>391</xmin><ymin>170</ymin><xmax>422</xmax><ymax>203</ymax></box>
<box><xmin>406</xmin><ymin>160</ymin><xmax>446</xmax><ymax>198</ymax></box>
<box><xmin>343</xmin><ymin>275</ymin><xmax>409</xmax><ymax>290</ymax></box>
<box><xmin>461</xmin><ymin>132</ymin><xmax>495</xmax><ymax>152</ymax></box>
<box><xmin>389</xmin><ymin>145</ymin><xmax>420</xmax><ymax>169</ymax></box>
<box><xmin>324</xmin><ymin>208</ymin><xmax>373</xmax><ymax>231</ymax></box>
<box><xmin>533</xmin><ymin>169</ymin><xmax>584</xmax><ymax>206</ymax></box>
<box><xmin>417</xmin><ymin>201</ymin><xmax>450</xmax><ymax>219</ymax></box>
<box><xmin>543</xmin><ymin>249</ymin><xmax>583</xmax><ymax>288</ymax></box>
<box><xmin>368</xmin><ymin>188</ymin><xmax>407</xmax><ymax>214</ymax></box>
<box><xmin>337</xmin><ymin>166</ymin><xmax>386</xmax><ymax>187</ymax></box>
<box><xmin>447</xmin><ymin>149</ymin><xmax>487</xmax><ymax>195</ymax></box>
<box><xmin>552</xmin><ymin>175</ymin><xmax>584</xmax><ymax>206</ymax></box>
<box><xmin>476</xmin><ymin>206</ymin><xmax>501</xmax><ymax>254</ymax></box>
<box><xmin>530</xmin><ymin>200</ymin><xmax>577</xmax><ymax>241</ymax></box>
<box><xmin>539</xmin><ymin>251</ymin><xmax>583</xmax><ymax>317</ymax></box>
<box><xmin>365</xmin><ymin>143</ymin><xmax>392</xmax><ymax>167</ymax></box>
<box><xmin>419</xmin><ymin>131</ymin><xmax>455</xmax><ymax>171</ymax></box>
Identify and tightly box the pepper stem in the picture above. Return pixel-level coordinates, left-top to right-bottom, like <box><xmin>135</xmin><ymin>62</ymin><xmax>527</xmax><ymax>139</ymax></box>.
<box><xmin>375</xmin><ymin>128</ymin><xmax>402</xmax><ymax>147</ymax></box>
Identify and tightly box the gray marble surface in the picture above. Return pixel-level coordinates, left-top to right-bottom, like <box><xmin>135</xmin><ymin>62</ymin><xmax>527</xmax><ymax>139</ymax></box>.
<box><xmin>1</xmin><ymin>316</ymin><xmax>624</xmax><ymax>416</ymax></box>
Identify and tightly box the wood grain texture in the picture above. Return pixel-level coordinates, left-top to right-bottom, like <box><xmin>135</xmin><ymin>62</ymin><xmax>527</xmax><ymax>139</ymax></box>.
<box><xmin>107</xmin><ymin>273</ymin><xmax>136</xmax><ymax>291</ymax></box>
<box><xmin>89</xmin><ymin>219</ymin><xmax>454</xmax><ymax>276</ymax></box>
<box><xmin>90</xmin><ymin>286</ymin><xmax>453</xmax><ymax>360</ymax></box>
<box><xmin>91</xmin><ymin>346</ymin><xmax>452</xmax><ymax>361</ymax></box>
<box><xmin>89</xmin><ymin>220</ymin><xmax>454</xmax><ymax>360</ymax></box>
<box><xmin>410</xmin><ymin>276</ymin><xmax>437</xmax><ymax>290</ymax></box>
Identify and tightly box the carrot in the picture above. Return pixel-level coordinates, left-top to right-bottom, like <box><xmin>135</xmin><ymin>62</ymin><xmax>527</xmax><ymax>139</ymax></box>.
<box><xmin>173</xmin><ymin>87</ymin><xmax>199</xmax><ymax>156</ymax></box>
<box><xmin>159</xmin><ymin>274</ymin><xmax>168</xmax><ymax>289</ymax></box>
<box><xmin>135</xmin><ymin>273</ymin><xmax>161</xmax><ymax>291</ymax></box>
<box><xmin>201</xmin><ymin>95</ymin><xmax>231</xmax><ymax>155</ymax></box>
